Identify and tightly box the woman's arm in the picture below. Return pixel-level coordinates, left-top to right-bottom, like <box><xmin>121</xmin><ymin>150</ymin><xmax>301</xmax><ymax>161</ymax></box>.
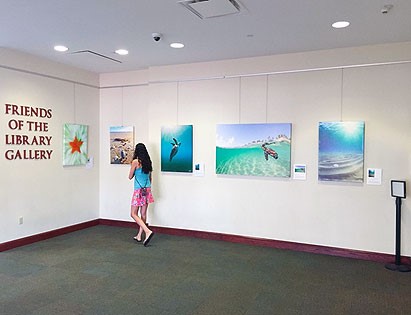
<box><xmin>128</xmin><ymin>160</ymin><xmax>138</xmax><ymax>180</ymax></box>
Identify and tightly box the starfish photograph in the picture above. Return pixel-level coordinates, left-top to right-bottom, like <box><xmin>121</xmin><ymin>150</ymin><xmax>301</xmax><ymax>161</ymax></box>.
<box><xmin>63</xmin><ymin>123</ymin><xmax>88</xmax><ymax>166</ymax></box>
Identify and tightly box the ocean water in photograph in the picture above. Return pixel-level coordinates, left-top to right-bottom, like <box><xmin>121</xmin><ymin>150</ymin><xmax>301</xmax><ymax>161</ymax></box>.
<box><xmin>109</xmin><ymin>126</ymin><xmax>133</xmax><ymax>164</ymax></box>
<box><xmin>161</xmin><ymin>125</ymin><xmax>193</xmax><ymax>172</ymax></box>
<box><xmin>318</xmin><ymin>121</ymin><xmax>364</xmax><ymax>182</ymax></box>
<box><xmin>216</xmin><ymin>142</ymin><xmax>291</xmax><ymax>177</ymax></box>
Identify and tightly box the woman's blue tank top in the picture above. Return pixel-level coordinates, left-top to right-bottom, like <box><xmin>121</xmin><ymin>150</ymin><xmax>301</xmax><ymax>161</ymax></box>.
<box><xmin>134</xmin><ymin>167</ymin><xmax>151</xmax><ymax>190</ymax></box>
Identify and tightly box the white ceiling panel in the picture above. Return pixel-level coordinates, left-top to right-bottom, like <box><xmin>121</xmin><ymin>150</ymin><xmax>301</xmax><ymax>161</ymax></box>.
<box><xmin>0</xmin><ymin>0</ymin><xmax>410</xmax><ymax>73</ymax></box>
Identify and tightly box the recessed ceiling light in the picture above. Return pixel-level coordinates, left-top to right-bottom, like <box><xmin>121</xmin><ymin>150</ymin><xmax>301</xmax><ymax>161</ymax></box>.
<box><xmin>170</xmin><ymin>42</ymin><xmax>184</xmax><ymax>49</ymax></box>
<box><xmin>332</xmin><ymin>21</ymin><xmax>350</xmax><ymax>29</ymax></box>
<box><xmin>54</xmin><ymin>45</ymin><xmax>69</xmax><ymax>52</ymax></box>
<box><xmin>115</xmin><ymin>49</ymin><xmax>129</xmax><ymax>55</ymax></box>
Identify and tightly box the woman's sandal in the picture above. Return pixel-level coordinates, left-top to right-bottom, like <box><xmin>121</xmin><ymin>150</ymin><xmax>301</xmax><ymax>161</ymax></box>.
<box><xmin>133</xmin><ymin>236</ymin><xmax>142</xmax><ymax>243</ymax></box>
<box><xmin>143</xmin><ymin>232</ymin><xmax>154</xmax><ymax>247</ymax></box>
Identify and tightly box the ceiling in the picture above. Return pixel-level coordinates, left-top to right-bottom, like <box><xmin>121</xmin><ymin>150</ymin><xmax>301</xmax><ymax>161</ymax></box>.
<box><xmin>1</xmin><ymin>0</ymin><xmax>411</xmax><ymax>74</ymax></box>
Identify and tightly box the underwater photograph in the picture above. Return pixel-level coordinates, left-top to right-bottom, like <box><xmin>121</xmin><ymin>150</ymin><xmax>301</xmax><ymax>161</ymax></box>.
<box><xmin>216</xmin><ymin>123</ymin><xmax>292</xmax><ymax>177</ymax></box>
<box><xmin>318</xmin><ymin>121</ymin><xmax>365</xmax><ymax>182</ymax></box>
<box><xmin>161</xmin><ymin>125</ymin><xmax>193</xmax><ymax>173</ymax></box>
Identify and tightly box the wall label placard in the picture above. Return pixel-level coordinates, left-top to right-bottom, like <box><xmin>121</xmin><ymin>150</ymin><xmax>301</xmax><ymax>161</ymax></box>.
<box><xmin>3</xmin><ymin>103</ymin><xmax>53</xmax><ymax>160</ymax></box>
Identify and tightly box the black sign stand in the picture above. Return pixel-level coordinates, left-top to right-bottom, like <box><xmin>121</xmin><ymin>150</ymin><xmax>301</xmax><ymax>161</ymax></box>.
<box><xmin>385</xmin><ymin>196</ymin><xmax>411</xmax><ymax>272</ymax></box>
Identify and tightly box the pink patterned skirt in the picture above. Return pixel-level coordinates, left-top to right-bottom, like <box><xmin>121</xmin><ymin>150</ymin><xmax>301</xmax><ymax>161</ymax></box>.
<box><xmin>131</xmin><ymin>187</ymin><xmax>155</xmax><ymax>206</ymax></box>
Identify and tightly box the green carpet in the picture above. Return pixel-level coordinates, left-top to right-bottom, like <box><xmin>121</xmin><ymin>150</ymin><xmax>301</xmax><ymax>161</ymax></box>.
<box><xmin>1</xmin><ymin>225</ymin><xmax>411</xmax><ymax>315</ymax></box>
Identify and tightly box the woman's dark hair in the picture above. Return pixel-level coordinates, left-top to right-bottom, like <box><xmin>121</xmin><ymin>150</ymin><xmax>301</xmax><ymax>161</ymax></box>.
<box><xmin>133</xmin><ymin>143</ymin><xmax>153</xmax><ymax>174</ymax></box>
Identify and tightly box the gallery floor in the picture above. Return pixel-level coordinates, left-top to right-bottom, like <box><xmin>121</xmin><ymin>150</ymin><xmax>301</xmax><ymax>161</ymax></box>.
<box><xmin>1</xmin><ymin>225</ymin><xmax>411</xmax><ymax>315</ymax></box>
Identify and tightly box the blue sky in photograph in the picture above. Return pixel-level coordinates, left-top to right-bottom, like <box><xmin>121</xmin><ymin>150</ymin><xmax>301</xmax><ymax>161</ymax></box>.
<box><xmin>216</xmin><ymin>123</ymin><xmax>291</xmax><ymax>148</ymax></box>
<box><xmin>110</xmin><ymin>126</ymin><xmax>133</xmax><ymax>133</ymax></box>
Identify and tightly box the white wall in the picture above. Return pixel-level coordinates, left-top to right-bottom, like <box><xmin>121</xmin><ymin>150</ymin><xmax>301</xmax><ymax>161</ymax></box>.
<box><xmin>99</xmin><ymin>42</ymin><xmax>411</xmax><ymax>256</ymax></box>
<box><xmin>0</xmin><ymin>49</ymin><xmax>100</xmax><ymax>243</ymax></box>
<box><xmin>99</xmin><ymin>83</ymin><xmax>150</xmax><ymax>221</ymax></box>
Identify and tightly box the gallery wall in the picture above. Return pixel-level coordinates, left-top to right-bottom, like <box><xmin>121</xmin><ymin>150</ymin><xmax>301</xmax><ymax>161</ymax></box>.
<box><xmin>99</xmin><ymin>83</ymin><xmax>150</xmax><ymax>221</ymax></box>
<box><xmin>100</xmin><ymin>42</ymin><xmax>411</xmax><ymax>256</ymax></box>
<box><xmin>3</xmin><ymin>42</ymin><xmax>409</xmax><ymax>256</ymax></box>
<box><xmin>0</xmin><ymin>48</ymin><xmax>100</xmax><ymax>243</ymax></box>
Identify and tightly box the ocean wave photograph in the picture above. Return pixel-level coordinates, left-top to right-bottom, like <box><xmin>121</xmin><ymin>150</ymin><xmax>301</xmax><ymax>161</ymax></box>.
<box><xmin>318</xmin><ymin>121</ymin><xmax>365</xmax><ymax>182</ymax></box>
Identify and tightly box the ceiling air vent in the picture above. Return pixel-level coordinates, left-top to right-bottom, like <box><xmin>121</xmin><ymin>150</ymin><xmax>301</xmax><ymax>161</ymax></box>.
<box><xmin>179</xmin><ymin>0</ymin><xmax>241</xmax><ymax>19</ymax></box>
<box><xmin>71</xmin><ymin>50</ymin><xmax>122</xmax><ymax>64</ymax></box>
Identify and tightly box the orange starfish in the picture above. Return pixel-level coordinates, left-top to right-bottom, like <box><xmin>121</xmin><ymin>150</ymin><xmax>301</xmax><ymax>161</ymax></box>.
<box><xmin>69</xmin><ymin>136</ymin><xmax>83</xmax><ymax>154</ymax></box>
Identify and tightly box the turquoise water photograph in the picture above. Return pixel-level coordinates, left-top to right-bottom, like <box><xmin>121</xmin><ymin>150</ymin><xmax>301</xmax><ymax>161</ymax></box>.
<box><xmin>216</xmin><ymin>123</ymin><xmax>292</xmax><ymax>177</ymax></box>
<box><xmin>161</xmin><ymin>125</ymin><xmax>193</xmax><ymax>173</ymax></box>
<box><xmin>318</xmin><ymin>121</ymin><xmax>365</xmax><ymax>182</ymax></box>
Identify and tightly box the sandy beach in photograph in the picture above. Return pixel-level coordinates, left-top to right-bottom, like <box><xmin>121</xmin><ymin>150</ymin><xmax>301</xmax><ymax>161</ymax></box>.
<box><xmin>110</xmin><ymin>131</ymin><xmax>133</xmax><ymax>164</ymax></box>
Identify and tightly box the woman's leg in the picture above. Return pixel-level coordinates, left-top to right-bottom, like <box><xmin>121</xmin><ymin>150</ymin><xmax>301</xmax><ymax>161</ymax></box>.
<box><xmin>130</xmin><ymin>205</ymin><xmax>151</xmax><ymax>238</ymax></box>
<box><xmin>136</xmin><ymin>203</ymin><xmax>148</xmax><ymax>240</ymax></box>
<box><xmin>130</xmin><ymin>205</ymin><xmax>139</xmax><ymax>223</ymax></box>
<box><xmin>140</xmin><ymin>203</ymin><xmax>148</xmax><ymax>224</ymax></box>
<box><xmin>135</xmin><ymin>206</ymin><xmax>143</xmax><ymax>240</ymax></box>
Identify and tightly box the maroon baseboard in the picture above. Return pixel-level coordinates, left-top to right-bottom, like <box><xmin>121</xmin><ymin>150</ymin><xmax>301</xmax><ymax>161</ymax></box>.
<box><xmin>148</xmin><ymin>226</ymin><xmax>400</xmax><ymax>264</ymax></box>
<box><xmin>0</xmin><ymin>219</ymin><xmax>99</xmax><ymax>252</ymax></box>
<box><xmin>98</xmin><ymin>218</ymin><xmax>136</xmax><ymax>229</ymax></box>
<box><xmin>99</xmin><ymin>219</ymin><xmax>408</xmax><ymax>264</ymax></box>
<box><xmin>3</xmin><ymin>218</ymin><xmax>409</xmax><ymax>265</ymax></box>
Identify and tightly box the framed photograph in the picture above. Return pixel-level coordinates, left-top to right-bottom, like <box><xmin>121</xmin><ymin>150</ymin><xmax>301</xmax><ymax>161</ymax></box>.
<box><xmin>216</xmin><ymin>123</ymin><xmax>292</xmax><ymax>177</ymax></box>
<box><xmin>318</xmin><ymin>121</ymin><xmax>365</xmax><ymax>182</ymax></box>
<box><xmin>110</xmin><ymin>126</ymin><xmax>134</xmax><ymax>164</ymax></box>
<box><xmin>161</xmin><ymin>125</ymin><xmax>193</xmax><ymax>173</ymax></box>
<box><xmin>63</xmin><ymin>123</ymin><xmax>88</xmax><ymax>166</ymax></box>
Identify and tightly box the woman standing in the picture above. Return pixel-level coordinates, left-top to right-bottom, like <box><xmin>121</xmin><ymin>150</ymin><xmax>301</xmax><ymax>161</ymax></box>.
<box><xmin>128</xmin><ymin>143</ymin><xmax>154</xmax><ymax>246</ymax></box>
